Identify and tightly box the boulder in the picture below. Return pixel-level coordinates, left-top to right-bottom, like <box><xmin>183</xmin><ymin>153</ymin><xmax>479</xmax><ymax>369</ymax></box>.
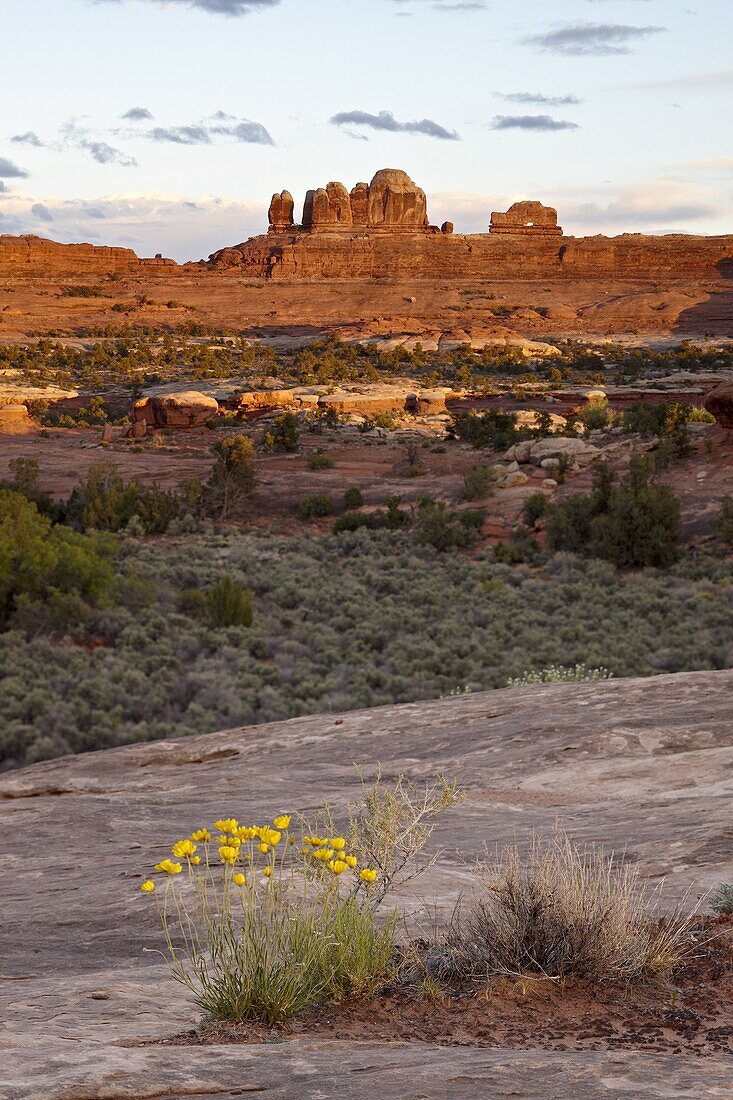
<box><xmin>405</xmin><ymin>389</ymin><xmax>450</xmax><ymax>416</ymax></box>
<box><xmin>527</xmin><ymin>437</ymin><xmax>599</xmax><ymax>467</ymax></box>
<box><xmin>704</xmin><ymin>382</ymin><xmax>733</xmax><ymax>431</ymax></box>
<box><xmin>501</xmin><ymin>470</ymin><xmax>529</xmax><ymax>488</ymax></box>
<box><xmin>130</xmin><ymin>391</ymin><xmax>219</xmax><ymax>430</ymax></box>
<box><xmin>0</xmin><ymin>403</ymin><xmax>35</xmax><ymax>434</ymax></box>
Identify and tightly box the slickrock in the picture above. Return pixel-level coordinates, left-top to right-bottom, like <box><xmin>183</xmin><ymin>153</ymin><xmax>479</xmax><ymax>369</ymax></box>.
<box><xmin>1</xmin><ymin>671</ymin><xmax>732</xmax><ymax>1098</ymax></box>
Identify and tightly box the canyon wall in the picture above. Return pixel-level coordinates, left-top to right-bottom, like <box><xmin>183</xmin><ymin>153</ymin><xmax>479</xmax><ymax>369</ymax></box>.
<box><xmin>2</xmin><ymin>168</ymin><xmax>732</xmax><ymax>283</ymax></box>
<box><xmin>0</xmin><ymin>235</ymin><xmax>177</xmax><ymax>277</ymax></box>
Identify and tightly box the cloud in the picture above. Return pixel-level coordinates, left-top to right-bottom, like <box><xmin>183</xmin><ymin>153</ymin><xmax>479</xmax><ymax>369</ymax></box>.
<box><xmin>521</xmin><ymin>22</ymin><xmax>665</xmax><ymax>56</ymax></box>
<box><xmin>390</xmin><ymin>0</ymin><xmax>487</xmax><ymax>8</ymax></box>
<box><xmin>497</xmin><ymin>92</ymin><xmax>582</xmax><ymax>106</ymax></box>
<box><xmin>562</xmin><ymin>179</ymin><xmax>720</xmax><ymax>231</ymax></box>
<box><xmin>31</xmin><ymin>202</ymin><xmax>54</xmax><ymax>223</ymax></box>
<box><xmin>620</xmin><ymin>69</ymin><xmax>733</xmax><ymax>91</ymax></box>
<box><xmin>11</xmin><ymin>131</ymin><xmax>46</xmax><ymax>147</ymax></box>
<box><xmin>0</xmin><ymin>157</ymin><xmax>29</xmax><ymax>179</ymax></box>
<box><xmin>491</xmin><ymin>114</ymin><xmax>579</xmax><ymax>131</ymax></box>
<box><xmin>122</xmin><ymin>106</ymin><xmax>154</xmax><ymax>121</ymax></box>
<box><xmin>82</xmin><ymin>139</ymin><xmax>138</xmax><ymax>166</ymax></box>
<box><xmin>0</xmin><ymin>190</ymin><xmax>269</xmax><ymax>262</ymax></box>
<box><xmin>96</xmin><ymin>0</ymin><xmax>281</xmax><ymax>15</ymax></box>
<box><xmin>146</xmin><ymin>117</ymin><xmax>274</xmax><ymax>145</ymax></box>
<box><xmin>330</xmin><ymin>109</ymin><xmax>459</xmax><ymax>141</ymax></box>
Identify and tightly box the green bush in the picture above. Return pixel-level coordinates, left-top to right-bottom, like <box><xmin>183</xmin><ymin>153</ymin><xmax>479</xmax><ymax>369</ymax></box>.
<box><xmin>462</xmin><ymin>464</ymin><xmax>496</xmax><ymax>501</ymax></box>
<box><xmin>307</xmin><ymin>448</ymin><xmax>334</xmax><ymax>470</ymax></box>
<box><xmin>204</xmin><ymin>575</ymin><xmax>253</xmax><ymax>629</ymax></box>
<box><xmin>523</xmin><ymin>492</ymin><xmax>549</xmax><ymax>527</ymax></box>
<box><xmin>0</xmin><ymin>489</ymin><xmax>114</xmax><ymax>629</ymax></box>
<box><xmin>713</xmin><ymin>497</ymin><xmax>733</xmax><ymax>545</ymax></box>
<box><xmin>709</xmin><ymin>884</ymin><xmax>733</xmax><ymax>916</ymax></box>
<box><xmin>343</xmin><ymin>487</ymin><xmax>364</xmax><ymax>510</ymax></box>
<box><xmin>448</xmin><ymin>409</ymin><xmax>519</xmax><ymax>451</ymax></box>
<box><xmin>264</xmin><ymin>412</ymin><xmax>300</xmax><ymax>453</ymax></box>
<box><xmin>206</xmin><ymin>436</ymin><xmax>256</xmax><ymax>520</ymax></box>
<box><xmin>546</xmin><ymin>458</ymin><xmax>680</xmax><ymax>568</ymax></box>
<box><xmin>298</xmin><ymin>493</ymin><xmax>333</xmax><ymax>520</ymax></box>
<box><xmin>416</xmin><ymin>501</ymin><xmax>484</xmax><ymax>552</ymax></box>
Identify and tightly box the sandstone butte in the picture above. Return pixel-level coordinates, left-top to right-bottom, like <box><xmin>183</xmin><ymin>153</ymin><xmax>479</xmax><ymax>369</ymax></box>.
<box><xmin>1</xmin><ymin>168</ymin><xmax>732</xmax><ymax>282</ymax></box>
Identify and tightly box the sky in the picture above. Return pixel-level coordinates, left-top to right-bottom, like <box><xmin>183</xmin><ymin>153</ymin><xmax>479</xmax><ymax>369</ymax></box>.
<box><xmin>1</xmin><ymin>0</ymin><xmax>732</xmax><ymax>261</ymax></box>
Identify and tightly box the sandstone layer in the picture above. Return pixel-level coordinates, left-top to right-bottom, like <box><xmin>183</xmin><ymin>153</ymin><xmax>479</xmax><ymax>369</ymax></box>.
<box><xmin>1</xmin><ymin>671</ymin><xmax>732</xmax><ymax>1098</ymax></box>
<box><xmin>704</xmin><ymin>381</ymin><xmax>733</xmax><ymax>431</ymax></box>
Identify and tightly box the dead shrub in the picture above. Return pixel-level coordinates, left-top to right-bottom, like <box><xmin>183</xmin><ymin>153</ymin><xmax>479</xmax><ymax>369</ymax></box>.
<box><xmin>431</xmin><ymin>834</ymin><xmax>694</xmax><ymax>983</ymax></box>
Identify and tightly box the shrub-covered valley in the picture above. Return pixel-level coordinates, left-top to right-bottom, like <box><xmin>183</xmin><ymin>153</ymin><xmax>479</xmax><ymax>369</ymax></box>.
<box><xmin>1</xmin><ymin>334</ymin><xmax>732</xmax><ymax>769</ymax></box>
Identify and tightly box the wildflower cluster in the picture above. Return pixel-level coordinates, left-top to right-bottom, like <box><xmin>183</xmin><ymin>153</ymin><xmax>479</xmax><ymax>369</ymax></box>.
<box><xmin>139</xmin><ymin>813</ymin><xmax>378</xmax><ymax>894</ymax></box>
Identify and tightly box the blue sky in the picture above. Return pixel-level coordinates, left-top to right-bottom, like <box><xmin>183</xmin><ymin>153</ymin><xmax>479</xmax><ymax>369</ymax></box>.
<box><xmin>1</xmin><ymin>0</ymin><xmax>731</xmax><ymax>260</ymax></box>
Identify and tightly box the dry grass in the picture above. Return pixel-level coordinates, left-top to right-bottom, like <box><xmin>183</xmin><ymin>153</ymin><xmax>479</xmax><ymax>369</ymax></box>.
<box><xmin>430</xmin><ymin>834</ymin><xmax>696</xmax><ymax>983</ymax></box>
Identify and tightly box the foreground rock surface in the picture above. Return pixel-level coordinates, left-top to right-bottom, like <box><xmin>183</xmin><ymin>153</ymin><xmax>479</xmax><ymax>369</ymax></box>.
<box><xmin>2</xmin><ymin>671</ymin><xmax>732</xmax><ymax>1098</ymax></box>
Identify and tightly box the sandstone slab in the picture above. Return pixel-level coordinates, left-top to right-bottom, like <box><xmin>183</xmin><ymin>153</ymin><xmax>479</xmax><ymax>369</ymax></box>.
<box><xmin>2</xmin><ymin>672</ymin><xmax>732</xmax><ymax>1097</ymax></box>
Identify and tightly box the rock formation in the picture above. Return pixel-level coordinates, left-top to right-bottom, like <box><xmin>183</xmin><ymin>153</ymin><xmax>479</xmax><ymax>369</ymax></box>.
<box><xmin>704</xmin><ymin>382</ymin><xmax>733</xmax><ymax>432</ymax></box>
<box><xmin>286</xmin><ymin>169</ymin><xmax>429</xmax><ymax>234</ymax></box>
<box><xmin>129</xmin><ymin>391</ymin><xmax>220</xmax><ymax>431</ymax></box>
<box><xmin>267</xmin><ymin>191</ymin><xmax>294</xmax><ymax>233</ymax></box>
<box><xmin>490</xmin><ymin>201</ymin><xmax>562</xmax><ymax>236</ymax></box>
<box><xmin>209</xmin><ymin>168</ymin><xmax>733</xmax><ymax>281</ymax></box>
<box><xmin>0</xmin><ymin>403</ymin><xmax>36</xmax><ymax>434</ymax></box>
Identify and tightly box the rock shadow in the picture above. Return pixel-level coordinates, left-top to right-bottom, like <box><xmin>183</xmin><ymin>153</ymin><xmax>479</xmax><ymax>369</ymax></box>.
<box><xmin>675</xmin><ymin>257</ymin><xmax>733</xmax><ymax>336</ymax></box>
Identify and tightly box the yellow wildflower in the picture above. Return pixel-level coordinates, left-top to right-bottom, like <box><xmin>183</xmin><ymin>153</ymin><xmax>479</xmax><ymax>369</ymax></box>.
<box><xmin>140</xmin><ymin>879</ymin><xmax>155</xmax><ymax>893</ymax></box>
<box><xmin>172</xmin><ymin>839</ymin><xmax>197</xmax><ymax>859</ymax></box>
<box><xmin>301</xmin><ymin>847</ymin><xmax>311</xmax><ymax>856</ymax></box>
<box><xmin>313</xmin><ymin>848</ymin><xmax>334</xmax><ymax>862</ymax></box>
<box><xmin>154</xmin><ymin>859</ymin><xmax>183</xmax><ymax>876</ymax></box>
<box><xmin>258</xmin><ymin>843</ymin><xmax>270</xmax><ymax>854</ymax></box>
<box><xmin>359</xmin><ymin>868</ymin><xmax>378</xmax><ymax>884</ymax></box>
<box><xmin>233</xmin><ymin>873</ymin><xmax>246</xmax><ymax>887</ymax></box>
<box><xmin>344</xmin><ymin>855</ymin><xmax>358</xmax><ymax>869</ymax></box>
<box><xmin>190</xmin><ymin>856</ymin><xmax>201</xmax><ymax>865</ymax></box>
<box><xmin>263</xmin><ymin>867</ymin><xmax>273</xmax><ymax>878</ymax></box>
<box><xmin>328</xmin><ymin>859</ymin><xmax>348</xmax><ymax>875</ymax></box>
<box><xmin>235</xmin><ymin>826</ymin><xmax>256</xmax><ymax>841</ymax></box>
<box><xmin>214</xmin><ymin>818</ymin><xmax>239</xmax><ymax>834</ymax></box>
<box><xmin>307</xmin><ymin>836</ymin><xmax>325</xmax><ymax>847</ymax></box>
<box><xmin>262</xmin><ymin>829</ymin><xmax>281</xmax><ymax>846</ymax></box>
<box><xmin>273</xmin><ymin>815</ymin><xmax>291</xmax><ymax>830</ymax></box>
<box><xmin>219</xmin><ymin>846</ymin><xmax>239</xmax><ymax>865</ymax></box>
<box><xmin>330</xmin><ymin>837</ymin><xmax>346</xmax><ymax>851</ymax></box>
<box><xmin>190</xmin><ymin>829</ymin><xmax>211</xmax><ymax>843</ymax></box>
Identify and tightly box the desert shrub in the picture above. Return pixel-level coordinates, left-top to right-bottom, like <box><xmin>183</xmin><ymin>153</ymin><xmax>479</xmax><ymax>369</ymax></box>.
<box><xmin>61</xmin><ymin>284</ymin><xmax>105</xmax><ymax>298</ymax></box>
<box><xmin>713</xmin><ymin>497</ymin><xmax>733</xmax><ymax>545</ymax></box>
<box><xmin>546</xmin><ymin>458</ymin><xmax>680</xmax><ymax>568</ymax></box>
<box><xmin>2</xmin><ymin>534</ymin><xmax>732</xmax><ymax>768</ymax></box>
<box><xmin>493</xmin><ymin>526</ymin><xmax>541</xmax><ymax>565</ymax></box>
<box><xmin>507</xmin><ymin>663</ymin><xmax>612</xmax><ymax>686</ymax></box>
<box><xmin>709</xmin><ymin>884</ymin><xmax>733</xmax><ymax>916</ymax></box>
<box><xmin>307</xmin><ymin>448</ymin><xmax>334</xmax><ymax>470</ymax></box>
<box><xmin>416</xmin><ymin>501</ymin><xmax>484</xmax><ymax>552</ymax></box>
<box><xmin>138</xmin><ymin>805</ymin><xmax>395</xmax><ymax>1024</ymax></box>
<box><xmin>523</xmin><ymin>492</ymin><xmax>549</xmax><ymax>527</ymax></box>
<box><xmin>0</xmin><ymin>457</ymin><xmax>58</xmax><ymax>519</ymax></box>
<box><xmin>0</xmin><ymin>489</ymin><xmax>114</xmax><ymax>628</ymax></box>
<box><xmin>448</xmin><ymin>409</ymin><xmax>519</xmax><ymax>451</ymax></box>
<box><xmin>343</xmin><ymin>486</ymin><xmax>364</xmax><ymax>510</ymax></box>
<box><xmin>578</xmin><ymin>403</ymin><xmax>613</xmax><ymax>433</ymax></box>
<box><xmin>66</xmin><ymin>462</ymin><xmax>184</xmax><ymax>534</ymax></box>
<box><xmin>462</xmin><ymin>464</ymin><xmax>496</xmax><ymax>501</ymax></box>
<box><xmin>433</xmin><ymin>835</ymin><xmax>692</xmax><ymax>982</ymax></box>
<box><xmin>206</xmin><ymin>436</ymin><xmax>256</xmax><ymax>520</ymax></box>
<box><xmin>298</xmin><ymin>493</ymin><xmax>333</xmax><ymax>520</ymax></box>
<box><xmin>264</xmin><ymin>412</ymin><xmax>300</xmax><ymax>453</ymax></box>
<box><xmin>204</xmin><ymin>575</ymin><xmax>253</xmax><ymax>629</ymax></box>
